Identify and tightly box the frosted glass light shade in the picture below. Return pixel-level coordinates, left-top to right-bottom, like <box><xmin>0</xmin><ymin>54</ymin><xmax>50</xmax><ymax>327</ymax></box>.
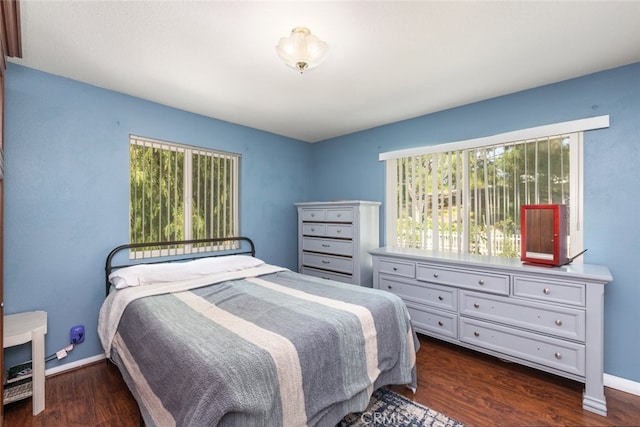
<box><xmin>276</xmin><ymin>27</ymin><xmax>328</xmax><ymax>74</ymax></box>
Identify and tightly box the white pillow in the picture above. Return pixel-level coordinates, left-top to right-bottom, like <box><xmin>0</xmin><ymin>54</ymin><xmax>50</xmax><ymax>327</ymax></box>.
<box><xmin>109</xmin><ymin>255</ymin><xmax>265</xmax><ymax>289</ymax></box>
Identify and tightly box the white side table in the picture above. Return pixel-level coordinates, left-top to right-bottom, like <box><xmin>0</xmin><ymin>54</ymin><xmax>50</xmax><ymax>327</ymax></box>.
<box><xmin>3</xmin><ymin>310</ymin><xmax>47</xmax><ymax>415</ymax></box>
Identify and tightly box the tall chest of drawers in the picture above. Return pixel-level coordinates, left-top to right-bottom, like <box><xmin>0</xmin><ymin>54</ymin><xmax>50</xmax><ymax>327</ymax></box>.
<box><xmin>370</xmin><ymin>246</ymin><xmax>612</xmax><ymax>416</ymax></box>
<box><xmin>295</xmin><ymin>201</ymin><xmax>380</xmax><ymax>286</ymax></box>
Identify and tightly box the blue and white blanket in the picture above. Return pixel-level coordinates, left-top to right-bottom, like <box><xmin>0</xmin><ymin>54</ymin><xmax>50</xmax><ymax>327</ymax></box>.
<box><xmin>98</xmin><ymin>264</ymin><xmax>418</xmax><ymax>427</ymax></box>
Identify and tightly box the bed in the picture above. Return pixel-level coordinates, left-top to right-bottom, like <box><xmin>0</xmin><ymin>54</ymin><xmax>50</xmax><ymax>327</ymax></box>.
<box><xmin>98</xmin><ymin>237</ymin><xmax>418</xmax><ymax>427</ymax></box>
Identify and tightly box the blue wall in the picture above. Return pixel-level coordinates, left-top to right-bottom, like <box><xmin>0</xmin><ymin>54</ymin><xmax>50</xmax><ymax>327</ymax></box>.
<box><xmin>4</xmin><ymin>61</ymin><xmax>639</xmax><ymax>385</ymax></box>
<box><xmin>3</xmin><ymin>64</ymin><xmax>312</xmax><ymax>367</ymax></box>
<box><xmin>310</xmin><ymin>62</ymin><xmax>640</xmax><ymax>383</ymax></box>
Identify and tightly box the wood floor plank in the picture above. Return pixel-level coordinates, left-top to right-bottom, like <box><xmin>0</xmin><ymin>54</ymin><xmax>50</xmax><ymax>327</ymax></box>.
<box><xmin>4</xmin><ymin>334</ymin><xmax>640</xmax><ymax>426</ymax></box>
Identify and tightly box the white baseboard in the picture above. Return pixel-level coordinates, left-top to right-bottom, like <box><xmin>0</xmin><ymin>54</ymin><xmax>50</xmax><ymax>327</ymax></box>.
<box><xmin>45</xmin><ymin>354</ymin><xmax>106</xmax><ymax>377</ymax></box>
<box><xmin>604</xmin><ymin>373</ymin><xmax>640</xmax><ymax>396</ymax></box>
<box><xmin>44</xmin><ymin>354</ymin><xmax>640</xmax><ymax>399</ymax></box>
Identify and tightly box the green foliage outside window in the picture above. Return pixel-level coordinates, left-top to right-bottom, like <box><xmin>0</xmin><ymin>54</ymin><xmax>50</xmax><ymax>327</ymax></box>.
<box><xmin>129</xmin><ymin>137</ymin><xmax>239</xmax><ymax>251</ymax></box>
<box><xmin>396</xmin><ymin>136</ymin><xmax>571</xmax><ymax>257</ymax></box>
<box><xmin>130</xmin><ymin>144</ymin><xmax>185</xmax><ymax>244</ymax></box>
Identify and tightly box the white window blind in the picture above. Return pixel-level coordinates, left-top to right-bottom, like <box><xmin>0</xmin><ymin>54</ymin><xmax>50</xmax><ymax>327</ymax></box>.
<box><xmin>382</xmin><ymin>116</ymin><xmax>609</xmax><ymax>258</ymax></box>
<box><xmin>129</xmin><ymin>135</ymin><xmax>240</xmax><ymax>257</ymax></box>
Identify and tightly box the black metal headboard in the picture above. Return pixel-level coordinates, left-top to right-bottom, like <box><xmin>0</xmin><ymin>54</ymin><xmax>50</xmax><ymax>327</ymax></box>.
<box><xmin>104</xmin><ymin>237</ymin><xmax>255</xmax><ymax>296</ymax></box>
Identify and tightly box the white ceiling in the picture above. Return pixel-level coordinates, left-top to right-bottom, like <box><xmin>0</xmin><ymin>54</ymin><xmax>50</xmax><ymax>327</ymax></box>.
<box><xmin>11</xmin><ymin>1</ymin><xmax>640</xmax><ymax>143</ymax></box>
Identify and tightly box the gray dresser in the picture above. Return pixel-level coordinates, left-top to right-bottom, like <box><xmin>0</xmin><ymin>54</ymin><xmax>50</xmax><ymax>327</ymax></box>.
<box><xmin>295</xmin><ymin>201</ymin><xmax>380</xmax><ymax>286</ymax></box>
<box><xmin>370</xmin><ymin>246</ymin><xmax>612</xmax><ymax>415</ymax></box>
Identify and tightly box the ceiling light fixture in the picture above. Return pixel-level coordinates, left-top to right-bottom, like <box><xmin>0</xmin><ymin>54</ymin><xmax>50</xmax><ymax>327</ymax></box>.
<box><xmin>276</xmin><ymin>27</ymin><xmax>328</xmax><ymax>74</ymax></box>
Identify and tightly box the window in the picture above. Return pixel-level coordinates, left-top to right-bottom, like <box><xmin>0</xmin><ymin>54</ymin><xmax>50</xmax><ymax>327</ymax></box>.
<box><xmin>381</xmin><ymin>116</ymin><xmax>609</xmax><ymax>258</ymax></box>
<box><xmin>129</xmin><ymin>135</ymin><xmax>240</xmax><ymax>255</ymax></box>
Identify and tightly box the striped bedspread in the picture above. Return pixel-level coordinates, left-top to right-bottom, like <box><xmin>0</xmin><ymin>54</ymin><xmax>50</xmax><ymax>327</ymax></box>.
<box><xmin>98</xmin><ymin>265</ymin><xmax>418</xmax><ymax>427</ymax></box>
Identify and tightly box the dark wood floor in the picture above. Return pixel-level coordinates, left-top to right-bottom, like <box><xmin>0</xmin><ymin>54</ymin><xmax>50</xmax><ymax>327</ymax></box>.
<box><xmin>4</xmin><ymin>335</ymin><xmax>640</xmax><ymax>426</ymax></box>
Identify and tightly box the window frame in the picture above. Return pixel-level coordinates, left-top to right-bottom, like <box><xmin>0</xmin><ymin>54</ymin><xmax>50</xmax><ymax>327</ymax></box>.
<box><xmin>381</xmin><ymin>116</ymin><xmax>609</xmax><ymax>259</ymax></box>
<box><xmin>129</xmin><ymin>135</ymin><xmax>240</xmax><ymax>259</ymax></box>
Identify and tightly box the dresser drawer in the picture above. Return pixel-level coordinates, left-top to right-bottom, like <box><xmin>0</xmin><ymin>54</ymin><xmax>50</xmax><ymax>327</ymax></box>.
<box><xmin>378</xmin><ymin>258</ymin><xmax>416</xmax><ymax>278</ymax></box>
<box><xmin>417</xmin><ymin>264</ymin><xmax>509</xmax><ymax>295</ymax></box>
<box><xmin>302</xmin><ymin>237</ymin><xmax>353</xmax><ymax>256</ymax></box>
<box><xmin>406</xmin><ymin>303</ymin><xmax>457</xmax><ymax>340</ymax></box>
<box><xmin>302</xmin><ymin>223</ymin><xmax>326</xmax><ymax>236</ymax></box>
<box><xmin>326</xmin><ymin>208</ymin><xmax>353</xmax><ymax>222</ymax></box>
<box><xmin>460</xmin><ymin>318</ymin><xmax>585</xmax><ymax>376</ymax></box>
<box><xmin>302</xmin><ymin>253</ymin><xmax>353</xmax><ymax>274</ymax></box>
<box><xmin>460</xmin><ymin>290</ymin><xmax>586</xmax><ymax>341</ymax></box>
<box><xmin>380</xmin><ymin>275</ymin><xmax>457</xmax><ymax>311</ymax></box>
<box><xmin>326</xmin><ymin>224</ymin><xmax>353</xmax><ymax>239</ymax></box>
<box><xmin>513</xmin><ymin>276</ymin><xmax>586</xmax><ymax>307</ymax></box>
<box><xmin>301</xmin><ymin>209</ymin><xmax>325</xmax><ymax>222</ymax></box>
<box><xmin>302</xmin><ymin>267</ymin><xmax>353</xmax><ymax>284</ymax></box>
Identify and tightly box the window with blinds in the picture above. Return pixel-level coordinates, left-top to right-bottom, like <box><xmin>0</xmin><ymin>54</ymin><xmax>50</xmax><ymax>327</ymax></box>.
<box><xmin>387</xmin><ymin>134</ymin><xmax>577</xmax><ymax>257</ymax></box>
<box><xmin>129</xmin><ymin>135</ymin><xmax>240</xmax><ymax>257</ymax></box>
<box><xmin>381</xmin><ymin>116</ymin><xmax>609</xmax><ymax>258</ymax></box>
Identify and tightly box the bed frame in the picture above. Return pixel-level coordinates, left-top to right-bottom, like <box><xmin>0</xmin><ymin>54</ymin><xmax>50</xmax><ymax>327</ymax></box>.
<box><xmin>104</xmin><ymin>237</ymin><xmax>255</xmax><ymax>296</ymax></box>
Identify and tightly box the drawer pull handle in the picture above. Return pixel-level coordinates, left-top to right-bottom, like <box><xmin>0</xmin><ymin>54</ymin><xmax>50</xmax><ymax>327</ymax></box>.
<box><xmin>311</xmin><ymin>213</ymin><xmax>315</xmax><ymax>217</ymax></box>
<box><xmin>438</xmin><ymin>296</ymin><xmax>444</xmax><ymax>301</ymax></box>
<box><xmin>555</xmin><ymin>352</ymin><xmax>563</xmax><ymax>360</ymax></box>
<box><xmin>322</xmin><ymin>244</ymin><xmax>330</xmax><ymax>247</ymax></box>
<box><xmin>433</xmin><ymin>273</ymin><xmax>439</xmax><ymax>278</ymax></box>
<box><xmin>310</xmin><ymin>227</ymin><xmax>315</xmax><ymax>232</ymax></box>
<box><xmin>337</xmin><ymin>214</ymin><xmax>342</xmax><ymax>217</ymax></box>
<box><xmin>473</xmin><ymin>303</ymin><xmax>480</xmax><ymax>308</ymax></box>
<box><xmin>387</xmin><ymin>285</ymin><xmax>393</xmax><ymax>289</ymax></box>
<box><xmin>393</xmin><ymin>267</ymin><xmax>398</xmax><ymax>271</ymax></box>
<box><xmin>322</xmin><ymin>260</ymin><xmax>330</xmax><ymax>264</ymax></box>
<box><xmin>473</xmin><ymin>331</ymin><xmax>480</xmax><ymax>337</ymax></box>
<box><xmin>555</xmin><ymin>319</ymin><xmax>563</xmax><ymax>326</ymax></box>
<box><xmin>543</xmin><ymin>288</ymin><xmax>551</xmax><ymax>295</ymax></box>
<box><xmin>478</xmin><ymin>279</ymin><xmax>484</xmax><ymax>285</ymax></box>
<box><xmin>322</xmin><ymin>277</ymin><xmax>330</xmax><ymax>280</ymax></box>
<box><xmin>438</xmin><ymin>321</ymin><xmax>444</xmax><ymax>327</ymax></box>
<box><xmin>336</xmin><ymin>230</ymin><xmax>341</xmax><ymax>233</ymax></box>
